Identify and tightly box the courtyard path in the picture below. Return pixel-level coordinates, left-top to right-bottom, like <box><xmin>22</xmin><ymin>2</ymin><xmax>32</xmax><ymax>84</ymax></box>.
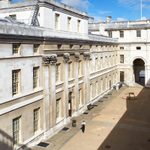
<box><xmin>32</xmin><ymin>86</ymin><xmax>150</xmax><ymax>150</ymax></box>
<box><xmin>60</xmin><ymin>87</ymin><xmax>150</xmax><ymax>150</ymax></box>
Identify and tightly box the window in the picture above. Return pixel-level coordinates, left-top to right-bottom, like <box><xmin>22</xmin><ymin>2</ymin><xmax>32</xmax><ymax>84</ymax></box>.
<box><xmin>120</xmin><ymin>47</ymin><xmax>124</xmax><ymax>50</ymax></box>
<box><xmin>12</xmin><ymin>70</ymin><xmax>20</xmax><ymax>95</ymax></box>
<box><xmin>33</xmin><ymin>67</ymin><xmax>39</xmax><ymax>89</ymax></box>
<box><xmin>33</xmin><ymin>44</ymin><xmax>39</xmax><ymax>53</ymax></box>
<box><xmin>78</xmin><ymin>60</ymin><xmax>82</xmax><ymax>76</ymax></box>
<box><xmin>136</xmin><ymin>30</ymin><xmax>141</xmax><ymax>37</ymax></box>
<box><xmin>67</xmin><ymin>17</ymin><xmax>71</xmax><ymax>31</ymax></box>
<box><xmin>68</xmin><ymin>62</ymin><xmax>72</xmax><ymax>79</ymax></box>
<box><xmin>55</xmin><ymin>13</ymin><xmax>60</xmax><ymax>30</ymax></box>
<box><xmin>79</xmin><ymin>88</ymin><xmax>82</xmax><ymax>105</ymax></box>
<box><xmin>12</xmin><ymin>44</ymin><xmax>20</xmax><ymax>55</ymax></box>
<box><xmin>96</xmin><ymin>81</ymin><xmax>98</xmax><ymax>96</ymax></box>
<box><xmin>120</xmin><ymin>55</ymin><xmax>124</xmax><ymax>63</ymax></box>
<box><xmin>120</xmin><ymin>71</ymin><xmax>124</xmax><ymax>82</ymax></box>
<box><xmin>56</xmin><ymin>64</ymin><xmax>61</xmax><ymax>82</ymax></box>
<box><xmin>136</xmin><ymin>46</ymin><xmax>141</xmax><ymax>50</ymax></box>
<box><xmin>13</xmin><ymin>117</ymin><xmax>21</xmax><ymax>144</ymax></box>
<box><xmin>77</xmin><ymin>20</ymin><xmax>81</xmax><ymax>32</ymax></box>
<box><xmin>120</xmin><ymin>31</ymin><xmax>124</xmax><ymax>38</ymax></box>
<box><xmin>90</xmin><ymin>84</ymin><xmax>93</xmax><ymax>99</ymax></box>
<box><xmin>33</xmin><ymin>108</ymin><xmax>40</xmax><ymax>133</ymax></box>
<box><xmin>9</xmin><ymin>14</ymin><xmax>16</xmax><ymax>20</ymax></box>
<box><xmin>108</xmin><ymin>31</ymin><xmax>112</xmax><ymax>38</ymax></box>
<box><xmin>56</xmin><ymin>98</ymin><xmax>61</xmax><ymax>119</ymax></box>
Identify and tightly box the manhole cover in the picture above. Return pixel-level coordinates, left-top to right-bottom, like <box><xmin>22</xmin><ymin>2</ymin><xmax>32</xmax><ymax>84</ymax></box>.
<box><xmin>98</xmin><ymin>100</ymin><xmax>103</xmax><ymax>102</ymax></box>
<box><xmin>62</xmin><ymin>127</ymin><xmax>69</xmax><ymax>131</ymax></box>
<box><xmin>105</xmin><ymin>145</ymin><xmax>111</xmax><ymax>149</ymax></box>
<box><xmin>83</xmin><ymin>112</ymin><xmax>88</xmax><ymax>115</ymax></box>
<box><xmin>37</xmin><ymin>142</ymin><xmax>49</xmax><ymax>147</ymax></box>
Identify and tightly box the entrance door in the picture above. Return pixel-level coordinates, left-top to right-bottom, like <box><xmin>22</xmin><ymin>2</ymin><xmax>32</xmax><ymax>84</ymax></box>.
<box><xmin>120</xmin><ymin>71</ymin><xmax>124</xmax><ymax>82</ymax></box>
<box><xmin>68</xmin><ymin>92</ymin><xmax>72</xmax><ymax>117</ymax></box>
<box><xmin>133</xmin><ymin>59</ymin><xmax>145</xmax><ymax>85</ymax></box>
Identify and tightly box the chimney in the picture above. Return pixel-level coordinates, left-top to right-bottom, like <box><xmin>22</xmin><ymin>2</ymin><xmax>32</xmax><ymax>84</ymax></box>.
<box><xmin>0</xmin><ymin>0</ymin><xmax>11</xmax><ymax>8</ymax></box>
<box><xmin>106</xmin><ymin>16</ymin><xmax>112</xmax><ymax>23</ymax></box>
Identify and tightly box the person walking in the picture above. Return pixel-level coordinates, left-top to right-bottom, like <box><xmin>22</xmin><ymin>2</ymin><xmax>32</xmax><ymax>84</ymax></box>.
<box><xmin>81</xmin><ymin>120</ymin><xmax>86</xmax><ymax>133</ymax></box>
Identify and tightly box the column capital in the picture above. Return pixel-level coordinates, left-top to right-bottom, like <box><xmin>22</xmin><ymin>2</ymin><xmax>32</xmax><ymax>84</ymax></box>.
<box><xmin>63</xmin><ymin>53</ymin><xmax>70</xmax><ymax>63</ymax></box>
<box><xmin>43</xmin><ymin>54</ymin><xmax>57</xmax><ymax>65</ymax></box>
<box><xmin>74</xmin><ymin>52</ymin><xmax>80</xmax><ymax>60</ymax></box>
<box><xmin>83</xmin><ymin>52</ymin><xmax>90</xmax><ymax>60</ymax></box>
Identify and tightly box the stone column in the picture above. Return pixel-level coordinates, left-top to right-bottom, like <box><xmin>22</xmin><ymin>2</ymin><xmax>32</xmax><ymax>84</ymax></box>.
<box><xmin>145</xmin><ymin>65</ymin><xmax>150</xmax><ymax>87</ymax></box>
<box><xmin>74</xmin><ymin>52</ymin><xmax>80</xmax><ymax>113</ymax></box>
<box><xmin>63</xmin><ymin>53</ymin><xmax>70</xmax><ymax>120</ymax></box>
<box><xmin>83</xmin><ymin>52</ymin><xmax>90</xmax><ymax>105</ymax></box>
<box><xmin>42</xmin><ymin>56</ymin><xmax>51</xmax><ymax>131</ymax></box>
<box><xmin>49</xmin><ymin>54</ymin><xmax>57</xmax><ymax>127</ymax></box>
<box><xmin>43</xmin><ymin>54</ymin><xmax>57</xmax><ymax>129</ymax></box>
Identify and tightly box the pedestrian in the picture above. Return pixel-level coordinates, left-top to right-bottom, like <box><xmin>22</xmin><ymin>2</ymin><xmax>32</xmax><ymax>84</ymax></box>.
<box><xmin>81</xmin><ymin>120</ymin><xmax>86</xmax><ymax>133</ymax></box>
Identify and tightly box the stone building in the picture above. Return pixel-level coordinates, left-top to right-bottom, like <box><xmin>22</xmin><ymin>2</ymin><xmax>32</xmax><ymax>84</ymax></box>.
<box><xmin>0</xmin><ymin>0</ymin><xmax>119</xmax><ymax>149</ymax></box>
<box><xmin>89</xmin><ymin>19</ymin><xmax>150</xmax><ymax>87</ymax></box>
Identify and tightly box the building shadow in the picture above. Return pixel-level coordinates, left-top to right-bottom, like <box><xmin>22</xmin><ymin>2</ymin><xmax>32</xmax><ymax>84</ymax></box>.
<box><xmin>0</xmin><ymin>129</ymin><xmax>31</xmax><ymax>150</ymax></box>
<box><xmin>98</xmin><ymin>87</ymin><xmax>150</xmax><ymax>150</ymax></box>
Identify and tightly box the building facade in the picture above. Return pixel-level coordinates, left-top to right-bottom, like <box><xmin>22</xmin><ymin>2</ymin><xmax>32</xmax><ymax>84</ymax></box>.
<box><xmin>89</xmin><ymin>19</ymin><xmax>150</xmax><ymax>87</ymax></box>
<box><xmin>0</xmin><ymin>1</ymin><xmax>119</xmax><ymax>149</ymax></box>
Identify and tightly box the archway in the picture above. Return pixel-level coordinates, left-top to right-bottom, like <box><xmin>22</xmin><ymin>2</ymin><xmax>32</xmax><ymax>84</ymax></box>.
<box><xmin>133</xmin><ymin>58</ymin><xmax>145</xmax><ymax>85</ymax></box>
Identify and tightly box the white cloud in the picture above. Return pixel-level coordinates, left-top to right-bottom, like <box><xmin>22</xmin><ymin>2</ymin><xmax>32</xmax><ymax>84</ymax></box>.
<box><xmin>60</xmin><ymin>0</ymin><xmax>90</xmax><ymax>11</ymax></box>
<box><xmin>118</xmin><ymin>0</ymin><xmax>150</xmax><ymax>9</ymax></box>
<box><xmin>117</xmin><ymin>17</ymin><xmax>127</xmax><ymax>21</ymax></box>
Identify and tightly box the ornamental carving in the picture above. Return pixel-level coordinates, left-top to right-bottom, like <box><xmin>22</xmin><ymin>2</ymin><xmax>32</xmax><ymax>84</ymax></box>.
<box><xmin>43</xmin><ymin>56</ymin><xmax>51</xmax><ymax>65</ymax></box>
<box><xmin>50</xmin><ymin>54</ymin><xmax>57</xmax><ymax>65</ymax></box>
<box><xmin>74</xmin><ymin>52</ymin><xmax>80</xmax><ymax>60</ymax></box>
<box><xmin>83</xmin><ymin>52</ymin><xmax>90</xmax><ymax>60</ymax></box>
<box><xmin>43</xmin><ymin>54</ymin><xmax>57</xmax><ymax>65</ymax></box>
<box><xmin>63</xmin><ymin>53</ymin><xmax>70</xmax><ymax>63</ymax></box>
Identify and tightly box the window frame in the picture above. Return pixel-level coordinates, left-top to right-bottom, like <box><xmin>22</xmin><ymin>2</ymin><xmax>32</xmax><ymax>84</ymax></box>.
<box><xmin>136</xmin><ymin>30</ymin><xmax>141</xmax><ymax>37</ymax></box>
<box><xmin>12</xmin><ymin>69</ymin><xmax>20</xmax><ymax>96</ymax></box>
<box><xmin>120</xmin><ymin>30</ymin><xmax>124</xmax><ymax>38</ymax></box>
<box><xmin>12</xmin><ymin>44</ymin><xmax>20</xmax><ymax>55</ymax></box>
<box><xmin>33</xmin><ymin>67</ymin><xmax>39</xmax><ymax>89</ymax></box>
<box><xmin>13</xmin><ymin>116</ymin><xmax>21</xmax><ymax>145</ymax></box>
<box><xmin>120</xmin><ymin>55</ymin><xmax>124</xmax><ymax>63</ymax></box>
<box><xmin>55</xmin><ymin>13</ymin><xmax>60</xmax><ymax>30</ymax></box>
<box><xmin>33</xmin><ymin>108</ymin><xmax>40</xmax><ymax>133</ymax></box>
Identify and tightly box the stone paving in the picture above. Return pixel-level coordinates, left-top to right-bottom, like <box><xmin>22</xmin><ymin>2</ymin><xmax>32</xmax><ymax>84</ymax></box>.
<box><xmin>32</xmin><ymin>86</ymin><xmax>150</xmax><ymax>150</ymax></box>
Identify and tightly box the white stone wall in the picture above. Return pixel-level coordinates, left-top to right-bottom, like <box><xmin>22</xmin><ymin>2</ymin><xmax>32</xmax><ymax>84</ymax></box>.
<box><xmin>0</xmin><ymin>44</ymin><xmax>42</xmax><ymax>103</ymax></box>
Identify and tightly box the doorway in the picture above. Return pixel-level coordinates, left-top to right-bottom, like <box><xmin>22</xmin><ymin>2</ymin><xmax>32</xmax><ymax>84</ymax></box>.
<box><xmin>68</xmin><ymin>91</ymin><xmax>72</xmax><ymax>117</ymax></box>
<box><xmin>133</xmin><ymin>59</ymin><xmax>145</xmax><ymax>85</ymax></box>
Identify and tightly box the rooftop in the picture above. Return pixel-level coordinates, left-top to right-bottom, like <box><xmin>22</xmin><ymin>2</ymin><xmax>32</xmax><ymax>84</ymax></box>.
<box><xmin>0</xmin><ymin>21</ymin><xmax>118</xmax><ymax>44</ymax></box>
<box><xmin>0</xmin><ymin>0</ymin><xmax>88</xmax><ymax>18</ymax></box>
<box><xmin>89</xmin><ymin>19</ymin><xmax>150</xmax><ymax>31</ymax></box>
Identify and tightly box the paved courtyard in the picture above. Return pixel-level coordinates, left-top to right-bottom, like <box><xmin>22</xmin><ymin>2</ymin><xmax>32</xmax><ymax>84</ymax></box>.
<box><xmin>32</xmin><ymin>86</ymin><xmax>150</xmax><ymax>150</ymax></box>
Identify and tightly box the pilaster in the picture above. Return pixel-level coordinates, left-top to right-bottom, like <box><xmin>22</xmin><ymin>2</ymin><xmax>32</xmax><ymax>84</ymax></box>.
<box><xmin>83</xmin><ymin>52</ymin><xmax>90</xmax><ymax>105</ymax></box>
<box><xmin>63</xmin><ymin>53</ymin><xmax>70</xmax><ymax>119</ymax></box>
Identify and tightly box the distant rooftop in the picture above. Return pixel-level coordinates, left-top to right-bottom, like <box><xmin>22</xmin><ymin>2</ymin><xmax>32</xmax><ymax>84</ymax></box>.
<box><xmin>0</xmin><ymin>0</ymin><xmax>88</xmax><ymax>18</ymax></box>
<box><xmin>89</xmin><ymin>19</ymin><xmax>150</xmax><ymax>31</ymax></box>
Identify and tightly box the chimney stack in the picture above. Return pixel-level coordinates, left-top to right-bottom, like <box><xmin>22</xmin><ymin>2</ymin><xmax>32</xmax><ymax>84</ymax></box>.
<box><xmin>106</xmin><ymin>16</ymin><xmax>112</xmax><ymax>23</ymax></box>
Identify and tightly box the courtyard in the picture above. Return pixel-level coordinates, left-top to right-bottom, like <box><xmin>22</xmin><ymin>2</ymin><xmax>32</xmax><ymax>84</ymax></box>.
<box><xmin>32</xmin><ymin>86</ymin><xmax>150</xmax><ymax>150</ymax></box>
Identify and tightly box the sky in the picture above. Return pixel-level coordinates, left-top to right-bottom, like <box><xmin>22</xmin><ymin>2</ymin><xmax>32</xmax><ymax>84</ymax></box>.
<box><xmin>58</xmin><ymin>0</ymin><xmax>150</xmax><ymax>21</ymax></box>
<box><xmin>11</xmin><ymin>0</ymin><xmax>150</xmax><ymax>21</ymax></box>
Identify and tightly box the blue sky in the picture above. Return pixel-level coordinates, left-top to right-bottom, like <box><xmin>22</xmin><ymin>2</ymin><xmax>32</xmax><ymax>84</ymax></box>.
<box><xmin>12</xmin><ymin>0</ymin><xmax>150</xmax><ymax>21</ymax></box>
<box><xmin>58</xmin><ymin>0</ymin><xmax>150</xmax><ymax>21</ymax></box>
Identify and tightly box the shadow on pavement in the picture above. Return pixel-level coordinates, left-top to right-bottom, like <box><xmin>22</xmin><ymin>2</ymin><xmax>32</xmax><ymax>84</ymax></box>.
<box><xmin>98</xmin><ymin>87</ymin><xmax>150</xmax><ymax>150</ymax></box>
<box><xmin>0</xmin><ymin>128</ymin><xmax>31</xmax><ymax>150</ymax></box>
